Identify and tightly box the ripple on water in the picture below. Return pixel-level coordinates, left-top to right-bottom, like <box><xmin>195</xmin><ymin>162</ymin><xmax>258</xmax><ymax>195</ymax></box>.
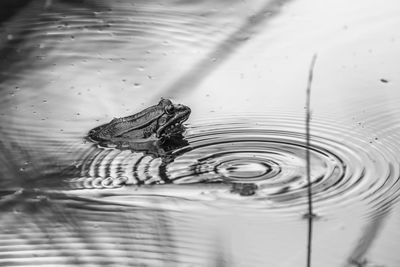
<box><xmin>51</xmin><ymin>113</ymin><xmax>400</xmax><ymax>217</ymax></box>
<box><xmin>153</xmin><ymin>115</ymin><xmax>400</xmax><ymax>215</ymax></box>
<box><xmin>2</xmin><ymin>103</ymin><xmax>400</xmax><ymax>217</ymax></box>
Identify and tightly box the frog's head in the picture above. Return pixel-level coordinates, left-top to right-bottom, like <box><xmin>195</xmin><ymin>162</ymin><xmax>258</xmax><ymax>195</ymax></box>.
<box><xmin>155</xmin><ymin>98</ymin><xmax>191</xmax><ymax>138</ymax></box>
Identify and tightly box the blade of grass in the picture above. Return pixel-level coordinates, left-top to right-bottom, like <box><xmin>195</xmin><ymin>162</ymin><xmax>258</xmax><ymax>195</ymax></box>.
<box><xmin>306</xmin><ymin>54</ymin><xmax>317</xmax><ymax>267</ymax></box>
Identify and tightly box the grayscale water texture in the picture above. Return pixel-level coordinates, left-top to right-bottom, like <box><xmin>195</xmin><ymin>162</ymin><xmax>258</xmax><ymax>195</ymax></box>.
<box><xmin>1</xmin><ymin>0</ymin><xmax>400</xmax><ymax>266</ymax></box>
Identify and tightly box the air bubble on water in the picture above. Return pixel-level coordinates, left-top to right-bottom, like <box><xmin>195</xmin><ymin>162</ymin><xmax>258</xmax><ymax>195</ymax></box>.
<box><xmin>134</xmin><ymin>83</ymin><xmax>141</xmax><ymax>87</ymax></box>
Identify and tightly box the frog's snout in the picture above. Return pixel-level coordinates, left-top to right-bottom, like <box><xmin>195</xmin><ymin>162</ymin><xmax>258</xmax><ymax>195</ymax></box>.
<box><xmin>177</xmin><ymin>104</ymin><xmax>191</xmax><ymax>116</ymax></box>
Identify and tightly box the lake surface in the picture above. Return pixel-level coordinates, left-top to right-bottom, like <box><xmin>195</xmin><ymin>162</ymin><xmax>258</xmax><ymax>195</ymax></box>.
<box><xmin>1</xmin><ymin>0</ymin><xmax>400</xmax><ymax>266</ymax></box>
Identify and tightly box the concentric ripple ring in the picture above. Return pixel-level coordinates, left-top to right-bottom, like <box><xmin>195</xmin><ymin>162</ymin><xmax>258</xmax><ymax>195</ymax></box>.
<box><xmin>163</xmin><ymin>115</ymin><xmax>400</xmax><ymax>214</ymax></box>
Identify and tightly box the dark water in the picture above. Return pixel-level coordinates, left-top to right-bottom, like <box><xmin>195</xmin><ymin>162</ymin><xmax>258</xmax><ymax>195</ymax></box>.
<box><xmin>1</xmin><ymin>0</ymin><xmax>400</xmax><ymax>266</ymax></box>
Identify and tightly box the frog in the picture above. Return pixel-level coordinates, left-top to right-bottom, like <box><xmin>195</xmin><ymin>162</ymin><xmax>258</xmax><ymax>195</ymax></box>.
<box><xmin>88</xmin><ymin>98</ymin><xmax>191</xmax><ymax>149</ymax></box>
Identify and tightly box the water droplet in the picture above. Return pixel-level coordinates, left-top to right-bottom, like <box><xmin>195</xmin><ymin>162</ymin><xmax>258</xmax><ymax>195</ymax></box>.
<box><xmin>7</xmin><ymin>34</ymin><xmax>13</xmax><ymax>40</ymax></box>
<box><xmin>134</xmin><ymin>83</ymin><xmax>141</xmax><ymax>87</ymax></box>
<box><xmin>380</xmin><ymin>78</ymin><xmax>389</xmax><ymax>83</ymax></box>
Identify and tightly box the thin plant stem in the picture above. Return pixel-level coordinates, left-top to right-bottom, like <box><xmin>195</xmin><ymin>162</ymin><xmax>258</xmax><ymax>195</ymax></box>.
<box><xmin>306</xmin><ymin>54</ymin><xmax>317</xmax><ymax>267</ymax></box>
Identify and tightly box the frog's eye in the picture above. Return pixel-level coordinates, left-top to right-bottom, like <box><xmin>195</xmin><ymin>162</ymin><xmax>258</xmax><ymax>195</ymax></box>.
<box><xmin>165</xmin><ymin>105</ymin><xmax>175</xmax><ymax>114</ymax></box>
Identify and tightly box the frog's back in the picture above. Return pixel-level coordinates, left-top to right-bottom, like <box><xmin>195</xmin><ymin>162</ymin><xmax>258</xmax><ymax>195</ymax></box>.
<box><xmin>88</xmin><ymin>105</ymin><xmax>163</xmax><ymax>142</ymax></box>
<box><xmin>87</xmin><ymin>123</ymin><xmax>111</xmax><ymax>141</ymax></box>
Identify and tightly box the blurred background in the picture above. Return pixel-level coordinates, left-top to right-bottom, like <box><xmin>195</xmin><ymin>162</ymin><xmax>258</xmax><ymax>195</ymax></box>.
<box><xmin>0</xmin><ymin>0</ymin><xmax>400</xmax><ymax>266</ymax></box>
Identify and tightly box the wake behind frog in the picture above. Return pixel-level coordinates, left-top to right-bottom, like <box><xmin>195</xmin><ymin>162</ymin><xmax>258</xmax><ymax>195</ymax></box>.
<box><xmin>88</xmin><ymin>98</ymin><xmax>191</xmax><ymax>150</ymax></box>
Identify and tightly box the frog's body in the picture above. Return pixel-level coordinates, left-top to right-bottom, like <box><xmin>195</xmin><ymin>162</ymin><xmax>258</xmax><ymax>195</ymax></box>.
<box><xmin>88</xmin><ymin>98</ymin><xmax>191</xmax><ymax>145</ymax></box>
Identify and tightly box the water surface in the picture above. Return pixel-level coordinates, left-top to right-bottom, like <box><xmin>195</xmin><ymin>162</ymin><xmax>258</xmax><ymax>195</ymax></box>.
<box><xmin>1</xmin><ymin>0</ymin><xmax>400</xmax><ymax>266</ymax></box>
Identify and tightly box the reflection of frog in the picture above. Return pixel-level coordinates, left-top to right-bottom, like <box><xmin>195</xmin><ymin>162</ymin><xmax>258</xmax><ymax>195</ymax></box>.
<box><xmin>88</xmin><ymin>98</ymin><xmax>191</xmax><ymax>150</ymax></box>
